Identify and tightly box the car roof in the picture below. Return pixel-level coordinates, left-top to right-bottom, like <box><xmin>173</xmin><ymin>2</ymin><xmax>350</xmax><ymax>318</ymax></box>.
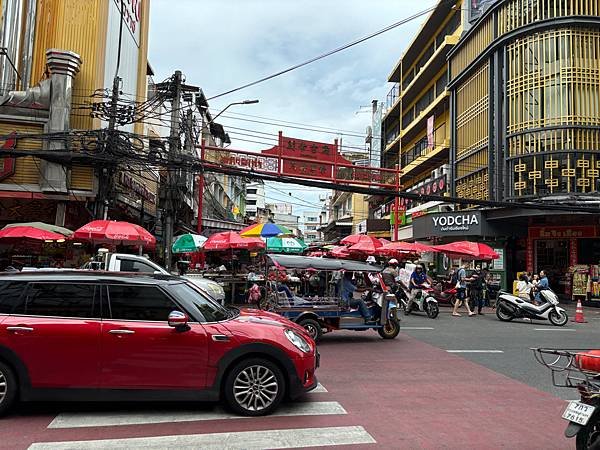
<box><xmin>0</xmin><ymin>270</ymin><xmax>183</xmax><ymax>285</ymax></box>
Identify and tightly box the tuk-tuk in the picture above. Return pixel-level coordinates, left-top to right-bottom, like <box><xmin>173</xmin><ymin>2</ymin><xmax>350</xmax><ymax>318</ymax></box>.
<box><xmin>260</xmin><ymin>254</ymin><xmax>400</xmax><ymax>342</ymax></box>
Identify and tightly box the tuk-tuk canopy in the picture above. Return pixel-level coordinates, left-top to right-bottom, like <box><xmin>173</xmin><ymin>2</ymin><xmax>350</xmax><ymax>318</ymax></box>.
<box><xmin>268</xmin><ymin>254</ymin><xmax>383</xmax><ymax>272</ymax></box>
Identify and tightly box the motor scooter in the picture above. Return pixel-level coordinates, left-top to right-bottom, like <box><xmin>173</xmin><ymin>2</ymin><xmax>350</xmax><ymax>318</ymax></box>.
<box><xmin>496</xmin><ymin>289</ymin><xmax>568</xmax><ymax>326</ymax></box>
<box><xmin>534</xmin><ymin>348</ymin><xmax>600</xmax><ymax>449</ymax></box>
<box><xmin>427</xmin><ymin>280</ymin><xmax>458</xmax><ymax>306</ymax></box>
<box><xmin>396</xmin><ymin>282</ymin><xmax>439</xmax><ymax>319</ymax></box>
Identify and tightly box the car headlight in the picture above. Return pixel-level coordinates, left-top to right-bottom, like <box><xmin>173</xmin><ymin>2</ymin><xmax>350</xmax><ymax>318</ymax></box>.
<box><xmin>284</xmin><ymin>329</ymin><xmax>311</xmax><ymax>353</ymax></box>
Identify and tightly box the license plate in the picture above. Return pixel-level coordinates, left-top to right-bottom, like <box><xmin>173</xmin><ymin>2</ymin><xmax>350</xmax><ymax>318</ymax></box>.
<box><xmin>562</xmin><ymin>401</ymin><xmax>596</xmax><ymax>425</ymax></box>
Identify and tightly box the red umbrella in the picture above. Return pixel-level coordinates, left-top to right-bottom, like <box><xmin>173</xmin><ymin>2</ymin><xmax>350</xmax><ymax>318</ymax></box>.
<box><xmin>378</xmin><ymin>238</ymin><xmax>391</xmax><ymax>245</ymax></box>
<box><xmin>340</xmin><ymin>234</ymin><xmax>383</xmax><ymax>246</ymax></box>
<box><xmin>73</xmin><ymin>220</ymin><xmax>155</xmax><ymax>247</ymax></box>
<box><xmin>376</xmin><ymin>241</ymin><xmax>415</xmax><ymax>255</ymax></box>
<box><xmin>203</xmin><ymin>232</ymin><xmax>265</xmax><ymax>251</ymax></box>
<box><xmin>433</xmin><ymin>241</ymin><xmax>499</xmax><ymax>260</ymax></box>
<box><xmin>0</xmin><ymin>226</ymin><xmax>65</xmax><ymax>241</ymax></box>
<box><xmin>348</xmin><ymin>238</ymin><xmax>384</xmax><ymax>254</ymax></box>
<box><xmin>328</xmin><ymin>245</ymin><xmax>350</xmax><ymax>259</ymax></box>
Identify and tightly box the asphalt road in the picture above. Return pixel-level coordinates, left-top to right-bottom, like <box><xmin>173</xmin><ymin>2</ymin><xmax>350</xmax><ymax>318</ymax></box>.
<box><xmin>399</xmin><ymin>302</ymin><xmax>600</xmax><ymax>400</ymax></box>
<box><xmin>4</xmin><ymin>303</ymin><xmax>597</xmax><ymax>449</ymax></box>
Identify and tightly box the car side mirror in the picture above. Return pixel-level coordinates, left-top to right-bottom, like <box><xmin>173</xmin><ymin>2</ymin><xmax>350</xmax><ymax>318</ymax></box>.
<box><xmin>168</xmin><ymin>311</ymin><xmax>189</xmax><ymax>330</ymax></box>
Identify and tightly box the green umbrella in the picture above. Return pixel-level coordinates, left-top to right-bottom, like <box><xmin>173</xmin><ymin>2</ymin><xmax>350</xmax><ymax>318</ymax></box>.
<box><xmin>172</xmin><ymin>233</ymin><xmax>207</xmax><ymax>253</ymax></box>
<box><xmin>2</xmin><ymin>221</ymin><xmax>73</xmax><ymax>236</ymax></box>
<box><xmin>266</xmin><ymin>236</ymin><xmax>307</xmax><ymax>253</ymax></box>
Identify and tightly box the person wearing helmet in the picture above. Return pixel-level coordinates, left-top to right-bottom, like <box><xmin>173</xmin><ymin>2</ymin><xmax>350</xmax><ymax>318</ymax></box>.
<box><xmin>405</xmin><ymin>264</ymin><xmax>428</xmax><ymax>314</ymax></box>
<box><xmin>366</xmin><ymin>256</ymin><xmax>376</xmax><ymax>264</ymax></box>
<box><xmin>381</xmin><ymin>259</ymin><xmax>399</xmax><ymax>289</ymax></box>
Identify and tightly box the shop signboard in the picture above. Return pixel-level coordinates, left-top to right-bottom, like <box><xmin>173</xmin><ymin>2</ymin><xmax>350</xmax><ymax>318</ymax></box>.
<box><xmin>529</xmin><ymin>226</ymin><xmax>597</xmax><ymax>239</ymax></box>
<box><xmin>413</xmin><ymin>211</ymin><xmax>485</xmax><ymax>239</ymax></box>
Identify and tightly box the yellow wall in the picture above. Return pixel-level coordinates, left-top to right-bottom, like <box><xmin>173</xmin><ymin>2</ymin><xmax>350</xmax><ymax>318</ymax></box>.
<box><xmin>352</xmin><ymin>194</ymin><xmax>368</xmax><ymax>227</ymax></box>
<box><xmin>0</xmin><ymin>121</ymin><xmax>44</xmax><ymax>185</ymax></box>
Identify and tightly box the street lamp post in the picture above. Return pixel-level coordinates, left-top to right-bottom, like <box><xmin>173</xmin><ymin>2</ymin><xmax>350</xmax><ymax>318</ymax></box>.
<box><xmin>196</xmin><ymin>99</ymin><xmax>259</xmax><ymax>237</ymax></box>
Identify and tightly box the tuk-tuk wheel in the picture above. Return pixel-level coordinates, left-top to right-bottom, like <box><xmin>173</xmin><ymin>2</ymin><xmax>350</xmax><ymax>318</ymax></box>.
<box><xmin>378</xmin><ymin>318</ymin><xmax>400</xmax><ymax>339</ymax></box>
<box><xmin>298</xmin><ymin>318</ymin><xmax>322</xmax><ymax>342</ymax></box>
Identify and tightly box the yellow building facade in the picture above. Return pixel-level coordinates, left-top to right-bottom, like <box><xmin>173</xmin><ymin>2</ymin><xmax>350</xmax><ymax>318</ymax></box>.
<box><xmin>0</xmin><ymin>0</ymin><xmax>153</xmax><ymax>227</ymax></box>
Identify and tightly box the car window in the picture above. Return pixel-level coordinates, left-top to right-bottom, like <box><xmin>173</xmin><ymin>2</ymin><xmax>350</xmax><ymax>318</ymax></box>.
<box><xmin>118</xmin><ymin>259</ymin><xmax>156</xmax><ymax>273</ymax></box>
<box><xmin>0</xmin><ymin>281</ymin><xmax>27</xmax><ymax>314</ymax></box>
<box><xmin>24</xmin><ymin>283</ymin><xmax>99</xmax><ymax>318</ymax></box>
<box><xmin>107</xmin><ymin>285</ymin><xmax>179</xmax><ymax>321</ymax></box>
<box><xmin>169</xmin><ymin>282</ymin><xmax>229</xmax><ymax>322</ymax></box>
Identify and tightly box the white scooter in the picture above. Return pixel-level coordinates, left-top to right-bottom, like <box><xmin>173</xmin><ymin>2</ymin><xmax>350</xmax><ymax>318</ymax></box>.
<box><xmin>396</xmin><ymin>282</ymin><xmax>439</xmax><ymax>319</ymax></box>
<box><xmin>495</xmin><ymin>289</ymin><xmax>568</xmax><ymax>326</ymax></box>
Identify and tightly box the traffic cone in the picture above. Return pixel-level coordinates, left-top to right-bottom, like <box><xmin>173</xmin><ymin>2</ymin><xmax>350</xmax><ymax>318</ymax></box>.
<box><xmin>572</xmin><ymin>298</ymin><xmax>587</xmax><ymax>323</ymax></box>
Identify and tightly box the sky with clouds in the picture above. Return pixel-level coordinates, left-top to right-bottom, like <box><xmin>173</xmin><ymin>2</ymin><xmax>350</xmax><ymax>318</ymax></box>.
<box><xmin>148</xmin><ymin>0</ymin><xmax>430</xmax><ymax>217</ymax></box>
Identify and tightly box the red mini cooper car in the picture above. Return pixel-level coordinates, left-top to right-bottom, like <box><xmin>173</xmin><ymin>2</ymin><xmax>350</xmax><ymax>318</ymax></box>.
<box><xmin>0</xmin><ymin>272</ymin><xmax>318</xmax><ymax>416</ymax></box>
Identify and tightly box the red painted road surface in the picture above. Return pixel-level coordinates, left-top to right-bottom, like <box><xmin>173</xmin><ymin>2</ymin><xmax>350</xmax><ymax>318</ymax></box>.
<box><xmin>1</xmin><ymin>331</ymin><xmax>573</xmax><ymax>449</ymax></box>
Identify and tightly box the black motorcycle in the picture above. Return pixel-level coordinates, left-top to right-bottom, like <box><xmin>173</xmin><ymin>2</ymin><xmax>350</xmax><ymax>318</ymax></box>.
<box><xmin>533</xmin><ymin>348</ymin><xmax>600</xmax><ymax>449</ymax></box>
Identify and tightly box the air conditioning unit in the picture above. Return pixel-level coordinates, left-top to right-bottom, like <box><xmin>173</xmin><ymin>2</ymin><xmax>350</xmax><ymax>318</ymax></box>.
<box><xmin>440</xmin><ymin>164</ymin><xmax>450</xmax><ymax>176</ymax></box>
<box><xmin>431</xmin><ymin>169</ymin><xmax>439</xmax><ymax>179</ymax></box>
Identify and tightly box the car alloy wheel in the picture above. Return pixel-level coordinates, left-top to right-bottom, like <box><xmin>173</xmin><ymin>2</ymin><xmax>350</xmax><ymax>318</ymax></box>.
<box><xmin>0</xmin><ymin>370</ymin><xmax>6</xmax><ymax>404</ymax></box>
<box><xmin>233</xmin><ymin>364</ymin><xmax>279</xmax><ymax>412</ymax></box>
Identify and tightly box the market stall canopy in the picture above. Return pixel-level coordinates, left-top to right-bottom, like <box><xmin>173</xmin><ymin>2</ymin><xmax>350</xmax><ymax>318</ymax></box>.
<box><xmin>266</xmin><ymin>236</ymin><xmax>307</xmax><ymax>253</ymax></box>
<box><xmin>340</xmin><ymin>234</ymin><xmax>382</xmax><ymax>246</ymax></box>
<box><xmin>240</xmin><ymin>222</ymin><xmax>292</xmax><ymax>238</ymax></box>
<box><xmin>73</xmin><ymin>220</ymin><xmax>156</xmax><ymax>247</ymax></box>
<box><xmin>0</xmin><ymin>226</ymin><xmax>65</xmax><ymax>241</ymax></box>
<box><xmin>2</xmin><ymin>222</ymin><xmax>73</xmax><ymax>237</ymax></box>
<box><xmin>345</xmin><ymin>235</ymin><xmax>384</xmax><ymax>254</ymax></box>
<box><xmin>203</xmin><ymin>231</ymin><xmax>265</xmax><ymax>251</ymax></box>
<box><xmin>432</xmin><ymin>241</ymin><xmax>499</xmax><ymax>260</ymax></box>
<box><xmin>328</xmin><ymin>245</ymin><xmax>351</xmax><ymax>259</ymax></box>
<box><xmin>376</xmin><ymin>241</ymin><xmax>415</xmax><ymax>255</ymax></box>
<box><xmin>269</xmin><ymin>254</ymin><xmax>382</xmax><ymax>272</ymax></box>
<box><xmin>172</xmin><ymin>233</ymin><xmax>207</xmax><ymax>253</ymax></box>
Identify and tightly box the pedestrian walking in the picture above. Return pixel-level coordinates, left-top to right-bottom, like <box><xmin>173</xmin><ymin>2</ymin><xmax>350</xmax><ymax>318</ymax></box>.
<box><xmin>452</xmin><ymin>262</ymin><xmax>476</xmax><ymax>317</ymax></box>
<box><xmin>469</xmin><ymin>266</ymin><xmax>486</xmax><ymax>314</ymax></box>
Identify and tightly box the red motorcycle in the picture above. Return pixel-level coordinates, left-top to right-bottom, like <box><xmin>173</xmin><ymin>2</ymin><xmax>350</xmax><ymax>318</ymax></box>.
<box><xmin>426</xmin><ymin>279</ymin><xmax>458</xmax><ymax>306</ymax></box>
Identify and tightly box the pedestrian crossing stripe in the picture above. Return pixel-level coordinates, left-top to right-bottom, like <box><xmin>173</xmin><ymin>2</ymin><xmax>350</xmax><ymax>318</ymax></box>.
<box><xmin>29</xmin><ymin>425</ymin><xmax>376</xmax><ymax>449</ymax></box>
<box><xmin>48</xmin><ymin>401</ymin><xmax>346</xmax><ymax>429</ymax></box>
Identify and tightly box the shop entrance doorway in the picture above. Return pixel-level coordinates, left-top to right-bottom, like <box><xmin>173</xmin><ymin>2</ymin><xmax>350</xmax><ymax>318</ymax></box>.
<box><xmin>535</xmin><ymin>239</ymin><xmax>569</xmax><ymax>296</ymax></box>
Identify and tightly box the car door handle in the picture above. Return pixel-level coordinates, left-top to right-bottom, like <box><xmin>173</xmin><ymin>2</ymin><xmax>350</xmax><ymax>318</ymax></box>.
<box><xmin>211</xmin><ymin>334</ymin><xmax>230</xmax><ymax>342</ymax></box>
<box><xmin>108</xmin><ymin>329</ymin><xmax>135</xmax><ymax>335</ymax></box>
<box><xmin>6</xmin><ymin>326</ymin><xmax>34</xmax><ymax>333</ymax></box>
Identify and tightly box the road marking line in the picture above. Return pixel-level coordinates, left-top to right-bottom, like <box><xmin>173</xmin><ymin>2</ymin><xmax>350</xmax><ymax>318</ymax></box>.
<box><xmin>310</xmin><ymin>383</ymin><xmax>328</xmax><ymax>393</ymax></box>
<box><xmin>29</xmin><ymin>426</ymin><xmax>376</xmax><ymax>450</ymax></box>
<box><xmin>402</xmin><ymin>327</ymin><xmax>435</xmax><ymax>330</ymax></box>
<box><xmin>446</xmin><ymin>350</ymin><xmax>504</xmax><ymax>353</ymax></box>
<box><xmin>48</xmin><ymin>401</ymin><xmax>346</xmax><ymax>429</ymax></box>
<box><xmin>533</xmin><ymin>328</ymin><xmax>576</xmax><ymax>331</ymax></box>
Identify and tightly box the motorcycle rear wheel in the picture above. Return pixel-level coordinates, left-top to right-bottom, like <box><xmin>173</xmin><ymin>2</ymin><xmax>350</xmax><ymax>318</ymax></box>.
<box><xmin>576</xmin><ymin>416</ymin><xmax>600</xmax><ymax>450</ymax></box>
<box><xmin>495</xmin><ymin>302</ymin><xmax>514</xmax><ymax>322</ymax></box>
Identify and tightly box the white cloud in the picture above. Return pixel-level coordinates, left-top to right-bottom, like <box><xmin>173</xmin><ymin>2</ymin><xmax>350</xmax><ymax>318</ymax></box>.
<box><xmin>149</xmin><ymin>0</ymin><xmax>429</xmax><ymax>214</ymax></box>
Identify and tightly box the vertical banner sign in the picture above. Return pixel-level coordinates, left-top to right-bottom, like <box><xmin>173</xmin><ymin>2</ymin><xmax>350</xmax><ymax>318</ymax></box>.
<box><xmin>526</xmin><ymin>238</ymin><xmax>534</xmax><ymax>273</ymax></box>
<box><xmin>427</xmin><ymin>115</ymin><xmax>435</xmax><ymax>150</ymax></box>
<box><xmin>569</xmin><ymin>239</ymin><xmax>578</xmax><ymax>267</ymax></box>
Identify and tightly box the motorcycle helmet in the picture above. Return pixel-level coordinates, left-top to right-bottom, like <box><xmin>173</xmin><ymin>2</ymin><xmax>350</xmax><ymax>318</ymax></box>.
<box><xmin>388</xmin><ymin>258</ymin><xmax>399</xmax><ymax>265</ymax></box>
<box><xmin>366</xmin><ymin>256</ymin><xmax>376</xmax><ymax>264</ymax></box>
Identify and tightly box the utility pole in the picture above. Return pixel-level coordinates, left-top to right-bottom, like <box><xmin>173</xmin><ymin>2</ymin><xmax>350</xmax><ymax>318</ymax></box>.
<box><xmin>164</xmin><ymin>70</ymin><xmax>183</xmax><ymax>272</ymax></box>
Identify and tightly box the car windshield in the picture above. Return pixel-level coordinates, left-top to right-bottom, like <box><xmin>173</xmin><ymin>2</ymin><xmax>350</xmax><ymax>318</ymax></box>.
<box><xmin>169</xmin><ymin>282</ymin><xmax>232</xmax><ymax>322</ymax></box>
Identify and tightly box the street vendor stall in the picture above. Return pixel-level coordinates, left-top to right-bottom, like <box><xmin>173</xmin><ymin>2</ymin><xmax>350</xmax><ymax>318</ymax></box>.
<box><xmin>201</xmin><ymin>231</ymin><xmax>266</xmax><ymax>303</ymax></box>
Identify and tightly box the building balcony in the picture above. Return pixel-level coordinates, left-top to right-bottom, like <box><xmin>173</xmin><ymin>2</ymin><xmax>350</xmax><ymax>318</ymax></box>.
<box><xmin>401</xmin><ymin>35</ymin><xmax>458</xmax><ymax>108</ymax></box>
<box><xmin>400</xmin><ymin>122</ymin><xmax>449</xmax><ymax>176</ymax></box>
